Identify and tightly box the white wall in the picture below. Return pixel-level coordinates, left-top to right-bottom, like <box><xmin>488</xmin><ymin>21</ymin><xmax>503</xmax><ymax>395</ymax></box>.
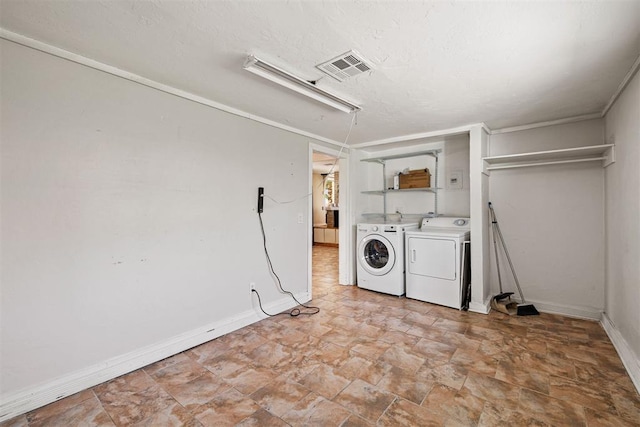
<box><xmin>0</xmin><ymin>40</ymin><xmax>311</xmax><ymax>400</ymax></box>
<box><xmin>603</xmin><ymin>69</ymin><xmax>640</xmax><ymax>382</ymax></box>
<box><xmin>441</xmin><ymin>136</ymin><xmax>471</xmax><ymax>217</ymax></box>
<box><xmin>487</xmin><ymin>119</ymin><xmax>605</xmax><ymax>318</ymax></box>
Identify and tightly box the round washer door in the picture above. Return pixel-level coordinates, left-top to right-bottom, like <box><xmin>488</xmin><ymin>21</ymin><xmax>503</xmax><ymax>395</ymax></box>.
<box><xmin>358</xmin><ymin>234</ymin><xmax>396</xmax><ymax>276</ymax></box>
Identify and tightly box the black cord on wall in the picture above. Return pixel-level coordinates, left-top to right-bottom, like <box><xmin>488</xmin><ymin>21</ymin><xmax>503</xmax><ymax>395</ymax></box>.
<box><xmin>254</xmin><ymin>211</ymin><xmax>319</xmax><ymax>317</ymax></box>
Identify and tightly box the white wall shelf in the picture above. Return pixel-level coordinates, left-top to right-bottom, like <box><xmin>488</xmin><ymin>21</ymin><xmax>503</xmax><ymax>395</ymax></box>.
<box><xmin>482</xmin><ymin>144</ymin><xmax>615</xmax><ymax>171</ymax></box>
<box><xmin>361</xmin><ymin>149</ymin><xmax>442</xmax><ymax>216</ymax></box>
<box><xmin>361</xmin><ymin>149</ymin><xmax>441</xmax><ymax>163</ymax></box>
<box><xmin>361</xmin><ymin>188</ymin><xmax>441</xmax><ymax>195</ymax></box>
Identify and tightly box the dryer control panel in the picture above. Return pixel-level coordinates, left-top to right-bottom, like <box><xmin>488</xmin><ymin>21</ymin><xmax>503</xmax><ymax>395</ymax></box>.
<box><xmin>420</xmin><ymin>217</ymin><xmax>470</xmax><ymax>230</ymax></box>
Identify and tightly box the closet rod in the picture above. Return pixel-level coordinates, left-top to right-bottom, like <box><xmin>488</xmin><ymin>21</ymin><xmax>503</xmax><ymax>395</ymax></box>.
<box><xmin>486</xmin><ymin>157</ymin><xmax>606</xmax><ymax>171</ymax></box>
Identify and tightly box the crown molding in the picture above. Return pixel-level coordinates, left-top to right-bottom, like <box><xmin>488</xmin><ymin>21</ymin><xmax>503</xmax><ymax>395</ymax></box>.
<box><xmin>602</xmin><ymin>54</ymin><xmax>640</xmax><ymax>116</ymax></box>
<box><xmin>489</xmin><ymin>113</ymin><xmax>603</xmax><ymax>135</ymax></box>
<box><xmin>350</xmin><ymin>123</ymin><xmax>485</xmax><ymax>149</ymax></box>
<box><xmin>0</xmin><ymin>28</ymin><xmax>348</xmax><ymax>149</ymax></box>
<box><xmin>2</xmin><ymin>27</ymin><xmax>637</xmax><ymax>147</ymax></box>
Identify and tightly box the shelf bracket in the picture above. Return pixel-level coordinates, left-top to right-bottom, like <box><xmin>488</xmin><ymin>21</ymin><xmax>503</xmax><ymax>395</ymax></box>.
<box><xmin>603</xmin><ymin>145</ymin><xmax>615</xmax><ymax>167</ymax></box>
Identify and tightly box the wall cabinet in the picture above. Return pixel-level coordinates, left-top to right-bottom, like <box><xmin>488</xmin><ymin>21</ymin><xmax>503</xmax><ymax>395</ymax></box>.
<box><xmin>360</xmin><ymin>149</ymin><xmax>441</xmax><ymax>217</ymax></box>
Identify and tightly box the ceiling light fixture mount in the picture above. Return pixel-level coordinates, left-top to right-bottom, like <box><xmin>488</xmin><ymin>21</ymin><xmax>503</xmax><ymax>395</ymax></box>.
<box><xmin>243</xmin><ymin>55</ymin><xmax>361</xmax><ymax>113</ymax></box>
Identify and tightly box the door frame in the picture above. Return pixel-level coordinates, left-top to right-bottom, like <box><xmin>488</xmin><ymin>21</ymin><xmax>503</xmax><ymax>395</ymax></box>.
<box><xmin>309</xmin><ymin>144</ymin><xmax>353</xmax><ymax>297</ymax></box>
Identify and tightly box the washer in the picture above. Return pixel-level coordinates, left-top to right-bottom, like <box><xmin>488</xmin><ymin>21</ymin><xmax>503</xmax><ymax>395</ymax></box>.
<box><xmin>356</xmin><ymin>221</ymin><xmax>419</xmax><ymax>296</ymax></box>
<box><xmin>405</xmin><ymin>217</ymin><xmax>471</xmax><ymax>309</ymax></box>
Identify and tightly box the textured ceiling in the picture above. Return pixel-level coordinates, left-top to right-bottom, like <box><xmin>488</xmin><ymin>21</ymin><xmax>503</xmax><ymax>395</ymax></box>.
<box><xmin>1</xmin><ymin>0</ymin><xmax>639</xmax><ymax>146</ymax></box>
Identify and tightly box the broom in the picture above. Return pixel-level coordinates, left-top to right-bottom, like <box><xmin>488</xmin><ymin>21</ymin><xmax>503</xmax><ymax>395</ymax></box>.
<box><xmin>489</xmin><ymin>202</ymin><xmax>539</xmax><ymax>316</ymax></box>
<box><xmin>490</xmin><ymin>214</ymin><xmax>517</xmax><ymax>316</ymax></box>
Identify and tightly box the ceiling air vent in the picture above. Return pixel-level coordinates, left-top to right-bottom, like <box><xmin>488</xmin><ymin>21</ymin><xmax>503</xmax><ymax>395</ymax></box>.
<box><xmin>316</xmin><ymin>50</ymin><xmax>372</xmax><ymax>82</ymax></box>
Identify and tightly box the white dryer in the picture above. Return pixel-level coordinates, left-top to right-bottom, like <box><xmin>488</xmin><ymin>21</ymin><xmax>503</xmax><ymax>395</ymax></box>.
<box><xmin>356</xmin><ymin>221</ymin><xmax>419</xmax><ymax>296</ymax></box>
<box><xmin>405</xmin><ymin>217</ymin><xmax>471</xmax><ymax>309</ymax></box>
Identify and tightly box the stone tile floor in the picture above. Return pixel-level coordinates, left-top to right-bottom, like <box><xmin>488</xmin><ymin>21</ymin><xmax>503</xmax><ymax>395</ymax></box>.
<box><xmin>3</xmin><ymin>245</ymin><xmax>639</xmax><ymax>426</ymax></box>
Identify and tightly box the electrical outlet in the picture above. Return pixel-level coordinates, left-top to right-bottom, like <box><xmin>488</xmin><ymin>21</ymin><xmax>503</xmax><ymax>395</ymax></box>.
<box><xmin>250</xmin><ymin>282</ymin><xmax>255</xmax><ymax>292</ymax></box>
<box><xmin>297</xmin><ymin>213</ymin><xmax>304</xmax><ymax>224</ymax></box>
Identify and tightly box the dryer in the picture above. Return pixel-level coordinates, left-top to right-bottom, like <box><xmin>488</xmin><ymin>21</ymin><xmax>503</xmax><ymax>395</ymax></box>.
<box><xmin>405</xmin><ymin>217</ymin><xmax>471</xmax><ymax>309</ymax></box>
<box><xmin>356</xmin><ymin>221</ymin><xmax>419</xmax><ymax>296</ymax></box>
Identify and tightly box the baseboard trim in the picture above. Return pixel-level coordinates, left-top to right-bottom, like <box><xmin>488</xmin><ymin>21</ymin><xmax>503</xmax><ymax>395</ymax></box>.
<box><xmin>468</xmin><ymin>296</ymin><xmax>491</xmax><ymax>314</ymax></box>
<box><xmin>523</xmin><ymin>299</ymin><xmax>602</xmax><ymax>320</ymax></box>
<box><xmin>0</xmin><ymin>292</ymin><xmax>309</xmax><ymax>422</ymax></box>
<box><xmin>601</xmin><ymin>313</ymin><xmax>640</xmax><ymax>394</ymax></box>
<box><xmin>481</xmin><ymin>296</ymin><xmax>603</xmax><ymax>320</ymax></box>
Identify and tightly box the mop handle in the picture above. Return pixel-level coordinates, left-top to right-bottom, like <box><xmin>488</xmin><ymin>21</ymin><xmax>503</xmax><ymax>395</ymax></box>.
<box><xmin>488</xmin><ymin>203</ymin><xmax>527</xmax><ymax>303</ymax></box>
<box><xmin>489</xmin><ymin>203</ymin><xmax>504</xmax><ymax>294</ymax></box>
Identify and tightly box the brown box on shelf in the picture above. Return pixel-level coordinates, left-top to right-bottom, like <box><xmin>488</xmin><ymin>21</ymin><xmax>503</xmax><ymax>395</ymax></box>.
<box><xmin>399</xmin><ymin>169</ymin><xmax>431</xmax><ymax>189</ymax></box>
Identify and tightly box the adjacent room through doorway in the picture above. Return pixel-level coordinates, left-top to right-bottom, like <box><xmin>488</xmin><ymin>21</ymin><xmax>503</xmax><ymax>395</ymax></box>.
<box><xmin>312</xmin><ymin>151</ymin><xmax>340</xmax><ymax>284</ymax></box>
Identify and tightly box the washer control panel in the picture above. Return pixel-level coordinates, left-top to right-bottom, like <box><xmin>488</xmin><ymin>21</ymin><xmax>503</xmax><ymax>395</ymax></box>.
<box><xmin>358</xmin><ymin>223</ymin><xmax>420</xmax><ymax>233</ymax></box>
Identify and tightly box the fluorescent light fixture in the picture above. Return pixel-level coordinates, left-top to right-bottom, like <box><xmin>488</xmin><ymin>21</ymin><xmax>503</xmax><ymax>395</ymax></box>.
<box><xmin>243</xmin><ymin>55</ymin><xmax>361</xmax><ymax>113</ymax></box>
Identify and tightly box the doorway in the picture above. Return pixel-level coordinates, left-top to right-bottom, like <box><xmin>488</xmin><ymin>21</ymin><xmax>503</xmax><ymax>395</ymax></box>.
<box><xmin>309</xmin><ymin>146</ymin><xmax>351</xmax><ymax>296</ymax></box>
<box><xmin>312</xmin><ymin>152</ymin><xmax>340</xmax><ymax>246</ymax></box>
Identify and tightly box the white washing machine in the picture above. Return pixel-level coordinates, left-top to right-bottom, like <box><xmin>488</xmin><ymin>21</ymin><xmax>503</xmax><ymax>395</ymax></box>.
<box><xmin>356</xmin><ymin>221</ymin><xmax>419</xmax><ymax>296</ymax></box>
<box><xmin>405</xmin><ymin>217</ymin><xmax>471</xmax><ymax>309</ymax></box>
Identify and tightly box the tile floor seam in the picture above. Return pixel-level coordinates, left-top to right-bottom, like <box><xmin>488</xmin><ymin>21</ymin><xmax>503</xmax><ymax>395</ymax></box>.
<box><xmin>92</xmin><ymin>389</ymin><xmax>118</xmax><ymax>427</ymax></box>
<box><xmin>377</xmin><ymin>395</ymin><xmax>399</xmax><ymax>425</ymax></box>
